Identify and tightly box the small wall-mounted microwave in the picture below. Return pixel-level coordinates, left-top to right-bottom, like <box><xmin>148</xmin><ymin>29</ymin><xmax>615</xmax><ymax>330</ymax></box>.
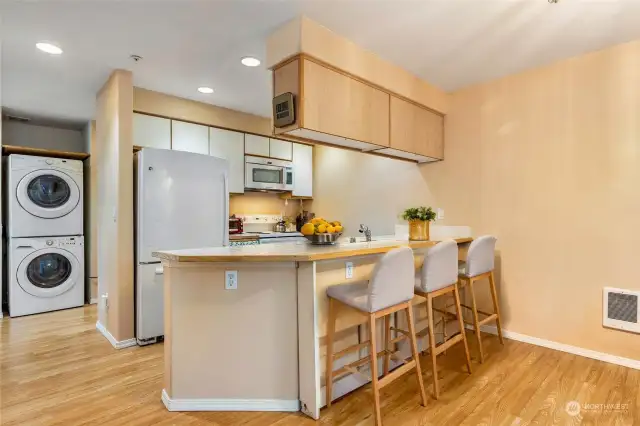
<box><xmin>245</xmin><ymin>155</ymin><xmax>294</xmax><ymax>191</ymax></box>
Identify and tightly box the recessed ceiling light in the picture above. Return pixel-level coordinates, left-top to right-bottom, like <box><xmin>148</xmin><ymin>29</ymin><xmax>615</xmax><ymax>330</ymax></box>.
<box><xmin>197</xmin><ymin>87</ymin><xmax>214</xmax><ymax>94</ymax></box>
<box><xmin>241</xmin><ymin>57</ymin><xmax>261</xmax><ymax>67</ymax></box>
<box><xmin>36</xmin><ymin>42</ymin><xmax>63</xmax><ymax>55</ymax></box>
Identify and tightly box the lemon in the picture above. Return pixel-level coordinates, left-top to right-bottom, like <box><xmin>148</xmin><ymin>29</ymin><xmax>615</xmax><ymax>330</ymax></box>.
<box><xmin>335</xmin><ymin>225</ymin><xmax>343</xmax><ymax>233</ymax></box>
<box><xmin>317</xmin><ymin>224</ymin><xmax>327</xmax><ymax>233</ymax></box>
<box><xmin>301</xmin><ymin>223</ymin><xmax>315</xmax><ymax>236</ymax></box>
<box><xmin>326</xmin><ymin>225</ymin><xmax>336</xmax><ymax>234</ymax></box>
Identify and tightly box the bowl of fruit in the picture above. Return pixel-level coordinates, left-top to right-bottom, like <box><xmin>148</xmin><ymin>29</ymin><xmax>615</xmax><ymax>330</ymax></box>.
<box><xmin>300</xmin><ymin>218</ymin><xmax>344</xmax><ymax>245</ymax></box>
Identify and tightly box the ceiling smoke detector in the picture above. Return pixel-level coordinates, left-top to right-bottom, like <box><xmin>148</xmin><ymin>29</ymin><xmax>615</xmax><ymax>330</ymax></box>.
<box><xmin>130</xmin><ymin>54</ymin><xmax>143</xmax><ymax>62</ymax></box>
<box><xmin>548</xmin><ymin>0</ymin><xmax>559</xmax><ymax>3</ymax></box>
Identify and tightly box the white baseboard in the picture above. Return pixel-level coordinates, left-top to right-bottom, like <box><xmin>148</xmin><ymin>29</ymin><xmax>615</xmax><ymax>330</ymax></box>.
<box><xmin>469</xmin><ymin>324</ymin><xmax>640</xmax><ymax>370</ymax></box>
<box><xmin>161</xmin><ymin>389</ymin><xmax>300</xmax><ymax>412</ymax></box>
<box><xmin>95</xmin><ymin>321</ymin><xmax>137</xmax><ymax>349</ymax></box>
<box><xmin>90</xmin><ymin>298</ymin><xmax>98</xmax><ymax>305</ymax></box>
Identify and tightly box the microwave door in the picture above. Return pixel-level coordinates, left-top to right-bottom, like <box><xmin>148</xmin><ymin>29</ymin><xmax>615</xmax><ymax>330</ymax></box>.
<box><xmin>247</xmin><ymin>164</ymin><xmax>284</xmax><ymax>190</ymax></box>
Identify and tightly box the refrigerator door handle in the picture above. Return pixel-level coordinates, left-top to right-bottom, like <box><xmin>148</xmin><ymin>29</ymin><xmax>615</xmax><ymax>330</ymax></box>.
<box><xmin>223</xmin><ymin>173</ymin><xmax>229</xmax><ymax>246</ymax></box>
<box><xmin>155</xmin><ymin>266</ymin><xmax>164</xmax><ymax>275</ymax></box>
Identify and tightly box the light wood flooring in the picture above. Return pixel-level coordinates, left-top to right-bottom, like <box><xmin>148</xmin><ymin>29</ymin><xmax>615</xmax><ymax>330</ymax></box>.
<box><xmin>1</xmin><ymin>305</ymin><xmax>637</xmax><ymax>425</ymax></box>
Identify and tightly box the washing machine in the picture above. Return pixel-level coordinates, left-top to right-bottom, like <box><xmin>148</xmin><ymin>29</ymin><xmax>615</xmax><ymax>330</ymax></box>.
<box><xmin>8</xmin><ymin>236</ymin><xmax>84</xmax><ymax>317</ymax></box>
<box><xmin>7</xmin><ymin>154</ymin><xmax>83</xmax><ymax>238</ymax></box>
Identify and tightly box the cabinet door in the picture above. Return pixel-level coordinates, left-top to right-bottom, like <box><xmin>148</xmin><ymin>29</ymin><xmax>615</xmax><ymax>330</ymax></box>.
<box><xmin>133</xmin><ymin>113</ymin><xmax>171</xmax><ymax>150</ymax></box>
<box><xmin>244</xmin><ymin>134</ymin><xmax>270</xmax><ymax>157</ymax></box>
<box><xmin>171</xmin><ymin>120</ymin><xmax>209</xmax><ymax>155</ymax></box>
<box><xmin>390</xmin><ymin>96</ymin><xmax>444</xmax><ymax>159</ymax></box>
<box><xmin>209</xmin><ymin>128</ymin><xmax>245</xmax><ymax>194</ymax></box>
<box><xmin>302</xmin><ymin>59</ymin><xmax>389</xmax><ymax>147</ymax></box>
<box><xmin>292</xmin><ymin>143</ymin><xmax>313</xmax><ymax>198</ymax></box>
<box><xmin>269</xmin><ymin>139</ymin><xmax>292</xmax><ymax>161</ymax></box>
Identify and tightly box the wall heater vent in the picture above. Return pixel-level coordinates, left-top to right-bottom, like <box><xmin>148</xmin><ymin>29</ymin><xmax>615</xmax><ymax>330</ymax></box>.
<box><xmin>603</xmin><ymin>287</ymin><xmax>640</xmax><ymax>333</ymax></box>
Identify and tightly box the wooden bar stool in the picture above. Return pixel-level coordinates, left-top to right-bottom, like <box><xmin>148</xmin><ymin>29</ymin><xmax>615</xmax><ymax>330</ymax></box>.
<box><xmin>458</xmin><ymin>235</ymin><xmax>504</xmax><ymax>363</ymax></box>
<box><xmin>325</xmin><ymin>247</ymin><xmax>427</xmax><ymax>426</ymax></box>
<box><xmin>414</xmin><ymin>240</ymin><xmax>472</xmax><ymax>399</ymax></box>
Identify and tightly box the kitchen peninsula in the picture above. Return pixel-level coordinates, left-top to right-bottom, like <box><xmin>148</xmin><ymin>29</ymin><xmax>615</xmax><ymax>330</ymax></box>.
<box><xmin>153</xmin><ymin>238</ymin><xmax>472</xmax><ymax>418</ymax></box>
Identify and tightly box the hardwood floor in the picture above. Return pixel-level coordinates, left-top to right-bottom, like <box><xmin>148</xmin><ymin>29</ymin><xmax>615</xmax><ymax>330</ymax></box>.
<box><xmin>1</xmin><ymin>305</ymin><xmax>637</xmax><ymax>425</ymax></box>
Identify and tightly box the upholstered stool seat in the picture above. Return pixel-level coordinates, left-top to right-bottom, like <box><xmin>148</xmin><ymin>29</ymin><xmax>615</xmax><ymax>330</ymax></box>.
<box><xmin>414</xmin><ymin>240</ymin><xmax>472</xmax><ymax>399</ymax></box>
<box><xmin>325</xmin><ymin>247</ymin><xmax>427</xmax><ymax>426</ymax></box>
<box><xmin>457</xmin><ymin>235</ymin><xmax>504</xmax><ymax>363</ymax></box>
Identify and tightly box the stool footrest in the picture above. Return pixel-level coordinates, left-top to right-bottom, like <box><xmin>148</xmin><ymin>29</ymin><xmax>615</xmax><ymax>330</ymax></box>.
<box><xmin>390</xmin><ymin>327</ymin><xmax>411</xmax><ymax>338</ymax></box>
<box><xmin>478</xmin><ymin>313</ymin><xmax>498</xmax><ymax>327</ymax></box>
<box><xmin>378</xmin><ymin>360</ymin><xmax>416</xmax><ymax>389</ymax></box>
<box><xmin>390</xmin><ymin>335</ymin><xmax>407</xmax><ymax>346</ymax></box>
<box><xmin>460</xmin><ymin>303</ymin><xmax>494</xmax><ymax>318</ymax></box>
<box><xmin>333</xmin><ymin>341</ymin><xmax>370</xmax><ymax>360</ymax></box>
<box><xmin>434</xmin><ymin>332</ymin><xmax>463</xmax><ymax>356</ymax></box>
<box><xmin>332</xmin><ymin>349</ymin><xmax>387</xmax><ymax>381</ymax></box>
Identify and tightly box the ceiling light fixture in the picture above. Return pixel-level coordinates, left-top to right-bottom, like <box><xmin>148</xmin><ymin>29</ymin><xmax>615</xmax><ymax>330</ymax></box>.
<box><xmin>36</xmin><ymin>42</ymin><xmax>63</xmax><ymax>55</ymax></box>
<box><xmin>241</xmin><ymin>56</ymin><xmax>261</xmax><ymax>67</ymax></box>
<box><xmin>197</xmin><ymin>87</ymin><xmax>214</xmax><ymax>94</ymax></box>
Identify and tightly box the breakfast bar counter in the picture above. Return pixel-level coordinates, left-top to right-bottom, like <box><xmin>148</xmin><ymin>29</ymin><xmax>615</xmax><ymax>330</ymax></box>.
<box><xmin>154</xmin><ymin>238</ymin><xmax>472</xmax><ymax>418</ymax></box>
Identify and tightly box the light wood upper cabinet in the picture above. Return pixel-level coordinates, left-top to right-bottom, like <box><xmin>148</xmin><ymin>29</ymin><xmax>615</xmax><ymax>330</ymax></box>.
<box><xmin>272</xmin><ymin>55</ymin><xmax>445</xmax><ymax>163</ymax></box>
<box><xmin>133</xmin><ymin>113</ymin><xmax>171</xmax><ymax>150</ymax></box>
<box><xmin>209</xmin><ymin>128</ymin><xmax>245</xmax><ymax>194</ymax></box>
<box><xmin>269</xmin><ymin>139</ymin><xmax>292</xmax><ymax>161</ymax></box>
<box><xmin>171</xmin><ymin>120</ymin><xmax>209</xmax><ymax>155</ymax></box>
<box><xmin>292</xmin><ymin>143</ymin><xmax>313</xmax><ymax>198</ymax></box>
<box><xmin>244</xmin><ymin>134</ymin><xmax>270</xmax><ymax>157</ymax></box>
<box><xmin>390</xmin><ymin>96</ymin><xmax>444</xmax><ymax>160</ymax></box>
<box><xmin>301</xmin><ymin>59</ymin><xmax>389</xmax><ymax>147</ymax></box>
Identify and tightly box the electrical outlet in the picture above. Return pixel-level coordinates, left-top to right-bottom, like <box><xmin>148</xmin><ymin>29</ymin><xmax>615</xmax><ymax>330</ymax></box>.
<box><xmin>437</xmin><ymin>208</ymin><xmax>445</xmax><ymax>220</ymax></box>
<box><xmin>225</xmin><ymin>271</ymin><xmax>238</xmax><ymax>290</ymax></box>
<box><xmin>345</xmin><ymin>262</ymin><xmax>354</xmax><ymax>279</ymax></box>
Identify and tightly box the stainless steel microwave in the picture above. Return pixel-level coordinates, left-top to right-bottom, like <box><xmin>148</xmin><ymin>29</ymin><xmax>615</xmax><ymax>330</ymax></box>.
<box><xmin>245</xmin><ymin>155</ymin><xmax>294</xmax><ymax>191</ymax></box>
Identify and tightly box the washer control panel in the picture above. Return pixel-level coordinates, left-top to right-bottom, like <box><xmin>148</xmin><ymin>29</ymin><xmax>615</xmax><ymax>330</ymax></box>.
<box><xmin>47</xmin><ymin>237</ymin><xmax>83</xmax><ymax>247</ymax></box>
<box><xmin>11</xmin><ymin>154</ymin><xmax>83</xmax><ymax>172</ymax></box>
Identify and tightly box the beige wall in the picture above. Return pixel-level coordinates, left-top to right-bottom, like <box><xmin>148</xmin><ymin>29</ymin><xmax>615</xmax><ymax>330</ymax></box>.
<box><xmin>95</xmin><ymin>70</ymin><xmax>135</xmax><ymax>342</ymax></box>
<box><xmin>309</xmin><ymin>145</ymin><xmax>437</xmax><ymax>237</ymax></box>
<box><xmin>425</xmin><ymin>40</ymin><xmax>640</xmax><ymax>360</ymax></box>
<box><xmin>267</xmin><ymin>16</ymin><xmax>450</xmax><ymax>114</ymax></box>
<box><xmin>133</xmin><ymin>87</ymin><xmax>271</xmax><ymax>135</ymax></box>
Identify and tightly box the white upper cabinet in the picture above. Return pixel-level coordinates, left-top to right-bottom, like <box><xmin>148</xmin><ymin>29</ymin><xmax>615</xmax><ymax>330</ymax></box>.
<box><xmin>209</xmin><ymin>127</ymin><xmax>245</xmax><ymax>194</ymax></box>
<box><xmin>171</xmin><ymin>120</ymin><xmax>209</xmax><ymax>155</ymax></box>
<box><xmin>133</xmin><ymin>113</ymin><xmax>171</xmax><ymax>150</ymax></box>
<box><xmin>244</xmin><ymin>134</ymin><xmax>270</xmax><ymax>157</ymax></box>
<box><xmin>292</xmin><ymin>143</ymin><xmax>313</xmax><ymax>198</ymax></box>
<box><xmin>269</xmin><ymin>139</ymin><xmax>293</xmax><ymax>161</ymax></box>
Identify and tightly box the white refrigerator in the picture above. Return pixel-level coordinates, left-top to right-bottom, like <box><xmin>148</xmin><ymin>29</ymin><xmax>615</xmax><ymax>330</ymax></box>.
<box><xmin>135</xmin><ymin>148</ymin><xmax>229</xmax><ymax>345</ymax></box>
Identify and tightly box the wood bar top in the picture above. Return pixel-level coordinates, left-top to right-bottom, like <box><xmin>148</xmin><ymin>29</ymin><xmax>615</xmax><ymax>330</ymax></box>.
<box><xmin>153</xmin><ymin>237</ymin><xmax>472</xmax><ymax>263</ymax></box>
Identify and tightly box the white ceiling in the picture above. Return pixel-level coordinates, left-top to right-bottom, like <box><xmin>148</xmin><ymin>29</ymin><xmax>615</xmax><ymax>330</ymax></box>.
<box><xmin>3</xmin><ymin>0</ymin><xmax>640</xmax><ymax>126</ymax></box>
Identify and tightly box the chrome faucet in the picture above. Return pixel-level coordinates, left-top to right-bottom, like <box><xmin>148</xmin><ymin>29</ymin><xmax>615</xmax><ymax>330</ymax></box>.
<box><xmin>359</xmin><ymin>224</ymin><xmax>372</xmax><ymax>242</ymax></box>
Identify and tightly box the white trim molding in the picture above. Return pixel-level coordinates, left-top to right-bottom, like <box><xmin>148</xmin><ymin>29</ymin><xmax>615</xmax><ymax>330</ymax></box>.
<box><xmin>162</xmin><ymin>389</ymin><xmax>300</xmax><ymax>412</ymax></box>
<box><xmin>96</xmin><ymin>321</ymin><xmax>137</xmax><ymax>349</ymax></box>
<box><xmin>90</xmin><ymin>298</ymin><xmax>98</xmax><ymax>305</ymax></box>
<box><xmin>473</xmin><ymin>324</ymin><xmax>640</xmax><ymax>370</ymax></box>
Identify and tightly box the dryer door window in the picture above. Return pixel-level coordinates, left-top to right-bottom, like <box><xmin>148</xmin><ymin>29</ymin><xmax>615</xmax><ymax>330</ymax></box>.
<box><xmin>16</xmin><ymin>169</ymin><xmax>80</xmax><ymax>219</ymax></box>
<box><xmin>17</xmin><ymin>248</ymin><xmax>80</xmax><ymax>298</ymax></box>
<box><xmin>27</xmin><ymin>175</ymin><xmax>71</xmax><ymax>208</ymax></box>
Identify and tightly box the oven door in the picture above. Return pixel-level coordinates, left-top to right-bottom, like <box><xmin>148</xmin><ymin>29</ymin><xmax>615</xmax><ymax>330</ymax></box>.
<box><xmin>245</xmin><ymin>163</ymin><xmax>286</xmax><ymax>190</ymax></box>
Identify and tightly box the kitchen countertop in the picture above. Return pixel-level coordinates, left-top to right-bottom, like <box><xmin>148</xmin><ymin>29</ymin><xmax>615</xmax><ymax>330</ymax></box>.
<box><xmin>153</xmin><ymin>237</ymin><xmax>472</xmax><ymax>263</ymax></box>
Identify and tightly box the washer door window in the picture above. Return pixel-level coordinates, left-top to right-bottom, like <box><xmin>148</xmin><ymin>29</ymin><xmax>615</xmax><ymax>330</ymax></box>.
<box><xmin>17</xmin><ymin>169</ymin><xmax>80</xmax><ymax>219</ymax></box>
<box><xmin>17</xmin><ymin>248</ymin><xmax>80</xmax><ymax>298</ymax></box>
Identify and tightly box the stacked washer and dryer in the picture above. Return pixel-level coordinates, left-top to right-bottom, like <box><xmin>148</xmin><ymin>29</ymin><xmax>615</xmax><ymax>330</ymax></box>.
<box><xmin>5</xmin><ymin>154</ymin><xmax>84</xmax><ymax>317</ymax></box>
